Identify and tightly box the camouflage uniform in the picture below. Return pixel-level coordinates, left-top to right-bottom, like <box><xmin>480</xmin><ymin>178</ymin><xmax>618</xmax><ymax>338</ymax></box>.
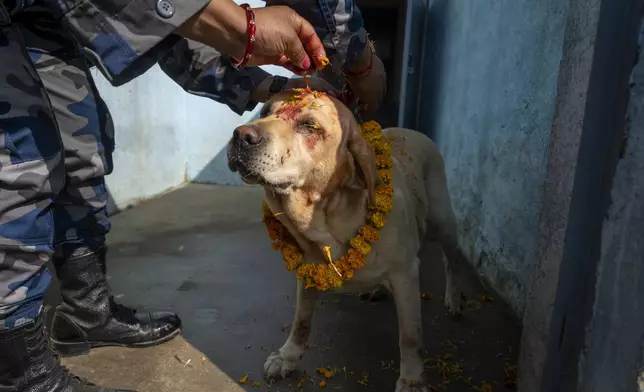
<box><xmin>0</xmin><ymin>0</ymin><xmax>366</xmax><ymax>330</ymax></box>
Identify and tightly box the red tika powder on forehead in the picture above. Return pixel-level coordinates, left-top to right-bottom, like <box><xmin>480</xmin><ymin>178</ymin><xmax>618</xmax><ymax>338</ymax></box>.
<box><xmin>275</xmin><ymin>88</ymin><xmax>328</xmax><ymax>121</ymax></box>
<box><xmin>275</xmin><ymin>102</ymin><xmax>304</xmax><ymax>120</ymax></box>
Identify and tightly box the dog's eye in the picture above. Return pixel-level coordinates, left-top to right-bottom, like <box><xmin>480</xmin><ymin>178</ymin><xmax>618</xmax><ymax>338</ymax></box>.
<box><xmin>298</xmin><ymin>119</ymin><xmax>322</xmax><ymax>133</ymax></box>
<box><xmin>260</xmin><ymin>104</ymin><xmax>273</xmax><ymax>118</ymax></box>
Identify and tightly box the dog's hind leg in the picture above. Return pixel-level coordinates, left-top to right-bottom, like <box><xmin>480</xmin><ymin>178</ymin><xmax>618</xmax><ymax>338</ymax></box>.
<box><xmin>424</xmin><ymin>162</ymin><xmax>465</xmax><ymax>316</ymax></box>
<box><xmin>434</xmin><ymin>199</ymin><xmax>466</xmax><ymax>316</ymax></box>
<box><xmin>389</xmin><ymin>259</ymin><xmax>431</xmax><ymax>392</ymax></box>
<box><xmin>360</xmin><ymin>284</ymin><xmax>390</xmax><ymax>302</ymax></box>
<box><xmin>264</xmin><ymin>280</ymin><xmax>317</xmax><ymax>380</ymax></box>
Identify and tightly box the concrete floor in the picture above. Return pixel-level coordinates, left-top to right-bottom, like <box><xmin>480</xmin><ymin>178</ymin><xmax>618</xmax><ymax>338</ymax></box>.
<box><xmin>48</xmin><ymin>184</ymin><xmax>521</xmax><ymax>392</ymax></box>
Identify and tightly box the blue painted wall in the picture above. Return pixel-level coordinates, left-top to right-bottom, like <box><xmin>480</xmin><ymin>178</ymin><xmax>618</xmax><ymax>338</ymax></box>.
<box><xmin>419</xmin><ymin>0</ymin><xmax>569</xmax><ymax>314</ymax></box>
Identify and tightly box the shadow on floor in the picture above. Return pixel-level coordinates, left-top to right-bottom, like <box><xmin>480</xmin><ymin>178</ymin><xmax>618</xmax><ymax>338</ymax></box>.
<box><xmin>48</xmin><ymin>185</ymin><xmax>520</xmax><ymax>392</ymax></box>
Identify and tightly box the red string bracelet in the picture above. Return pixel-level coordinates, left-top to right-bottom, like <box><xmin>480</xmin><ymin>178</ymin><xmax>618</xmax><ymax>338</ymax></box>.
<box><xmin>230</xmin><ymin>3</ymin><xmax>256</xmax><ymax>70</ymax></box>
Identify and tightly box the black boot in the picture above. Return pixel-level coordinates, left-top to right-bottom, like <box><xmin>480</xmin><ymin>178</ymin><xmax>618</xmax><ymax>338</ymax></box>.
<box><xmin>50</xmin><ymin>247</ymin><xmax>181</xmax><ymax>357</ymax></box>
<box><xmin>0</xmin><ymin>314</ymin><xmax>135</xmax><ymax>391</ymax></box>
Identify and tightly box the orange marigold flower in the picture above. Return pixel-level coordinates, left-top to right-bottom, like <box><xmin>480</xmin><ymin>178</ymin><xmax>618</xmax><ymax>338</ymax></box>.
<box><xmin>350</xmin><ymin>235</ymin><xmax>371</xmax><ymax>255</ymax></box>
<box><xmin>377</xmin><ymin>169</ymin><xmax>393</xmax><ymax>184</ymax></box>
<box><xmin>265</xmin><ymin>224</ymin><xmax>280</xmax><ymax>241</ymax></box>
<box><xmin>317</xmin><ymin>55</ymin><xmax>330</xmax><ymax>68</ymax></box>
<box><xmin>374</xmin><ymin>193</ymin><xmax>393</xmax><ymax>213</ymax></box>
<box><xmin>336</xmin><ymin>262</ymin><xmax>351</xmax><ymax>277</ymax></box>
<box><xmin>296</xmin><ymin>264</ymin><xmax>314</xmax><ymax>280</ymax></box>
<box><xmin>338</xmin><ymin>250</ymin><xmax>363</xmax><ymax>271</ymax></box>
<box><xmin>359</xmin><ymin>225</ymin><xmax>380</xmax><ymax>243</ymax></box>
<box><xmin>376</xmin><ymin>155</ymin><xmax>393</xmax><ymax>169</ymax></box>
<box><xmin>347</xmin><ymin>248</ymin><xmax>364</xmax><ymax>262</ymax></box>
<box><xmin>375</xmin><ymin>184</ymin><xmax>394</xmax><ymax>197</ymax></box>
<box><xmin>328</xmin><ymin>272</ymin><xmax>343</xmax><ymax>288</ymax></box>
<box><xmin>362</xmin><ymin>131</ymin><xmax>382</xmax><ymax>145</ymax></box>
<box><xmin>315</xmin><ymin>265</ymin><xmax>342</xmax><ymax>289</ymax></box>
<box><xmin>360</xmin><ymin>121</ymin><xmax>382</xmax><ymax>134</ymax></box>
<box><xmin>280</xmin><ymin>243</ymin><xmax>302</xmax><ymax>271</ymax></box>
<box><xmin>368</xmin><ymin>211</ymin><xmax>386</xmax><ymax>229</ymax></box>
<box><xmin>373</xmin><ymin>141</ymin><xmax>392</xmax><ymax>155</ymax></box>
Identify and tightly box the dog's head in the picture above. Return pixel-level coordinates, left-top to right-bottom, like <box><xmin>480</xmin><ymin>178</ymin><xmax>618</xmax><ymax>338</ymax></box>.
<box><xmin>227</xmin><ymin>89</ymin><xmax>376</xmax><ymax>201</ymax></box>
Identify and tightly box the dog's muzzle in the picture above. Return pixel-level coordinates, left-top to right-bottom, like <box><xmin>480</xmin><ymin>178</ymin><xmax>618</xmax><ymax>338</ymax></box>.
<box><xmin>227</xmin><ymin>124</ymin><xmax>264</xmax><ymax>175</ymax></box>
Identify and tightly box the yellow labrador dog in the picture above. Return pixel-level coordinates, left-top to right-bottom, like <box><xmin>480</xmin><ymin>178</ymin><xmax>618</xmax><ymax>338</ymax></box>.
<box><xmin>227</xmin><ymin>89</ymin><xmax>464</xmax><ymax>392</ymax></box>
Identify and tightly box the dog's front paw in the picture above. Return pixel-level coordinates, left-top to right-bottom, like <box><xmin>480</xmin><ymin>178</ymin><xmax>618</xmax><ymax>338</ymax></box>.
<box><xmin>264</xmin><ymin>351</ymin><xmax>297</xmax><ymax>380</ymax></box>
<box><xmin>395</xmin><ymin>378</ymin><xmax>433</xmax><ymax>392</ymax></box>
<box><xmin>444</xmin><ymin>285</ymin><xmax>464</xmax><ymax>316</ymax></box>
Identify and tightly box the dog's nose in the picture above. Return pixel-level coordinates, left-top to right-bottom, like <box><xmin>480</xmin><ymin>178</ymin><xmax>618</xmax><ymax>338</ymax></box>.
<box><xmin>233</xmin><ymin>125</ymin><xmax>264</xmax><ymax>148</ymax></box>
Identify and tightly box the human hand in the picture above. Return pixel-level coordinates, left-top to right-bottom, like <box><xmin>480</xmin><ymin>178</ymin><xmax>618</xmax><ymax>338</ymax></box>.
<box><xmin>250</xmin><ymin>6</ymin><xmax>328</xmax><ymax>74</ymax></box>
<box><xmin>177</xmin><ymin>0</ymin><xmax>327</xmax><ymax>75</ymax></box>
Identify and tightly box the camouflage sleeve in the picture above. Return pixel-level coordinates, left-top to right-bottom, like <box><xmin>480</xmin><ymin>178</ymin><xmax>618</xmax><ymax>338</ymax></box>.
<box><xmin>40</xmin><ymin>0</ymin><xmax>210</xmax><ymax>86</ymax></box>
<box><xmin>158</xmin><ymin>39</ymin><xmax>270</xmax><ymax>115</ymax></box>
<box><xmin>265</xmin><ymin>0</ymin><xmax>367</xmax><ymax>74</ymax></box>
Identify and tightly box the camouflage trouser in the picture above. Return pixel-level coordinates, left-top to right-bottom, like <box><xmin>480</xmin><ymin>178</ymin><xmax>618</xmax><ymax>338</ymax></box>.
<box><xmin>0</xmin><ymin>7</ymin><xmax>113</xmax><ymax>330</ymax></box>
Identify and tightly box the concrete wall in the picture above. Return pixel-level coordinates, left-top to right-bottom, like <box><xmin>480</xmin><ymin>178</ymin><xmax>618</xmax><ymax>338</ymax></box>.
<box><xmin>576</xmin><ymin>22</ymin><xmax>644</xmax><ymax>392</ymax></box>
<box><xmin>419</xmin><ymin>0</ymin><xmax>568</xmax><ymax>314</ymax></box>
<box><xmin>518</xmin><ymin>0</ymin><xmax>642</xmax><ymax>389</ymax></box>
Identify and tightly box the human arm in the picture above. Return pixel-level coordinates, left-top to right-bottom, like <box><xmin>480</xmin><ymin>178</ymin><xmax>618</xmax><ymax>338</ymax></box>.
<box><xmin>39</xmin><ymin>0</ymin><xmax>327</xmax><ymax>86</ymax></box>
<box><xmin>158</xmin><ymin>39</ymin><xmax>339</xmax><ymax>115</ymax></box>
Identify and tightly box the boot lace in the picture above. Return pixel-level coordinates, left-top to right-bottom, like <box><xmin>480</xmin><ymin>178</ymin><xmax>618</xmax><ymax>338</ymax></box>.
<box><xmin>109</xmin><ymin>297</ymin><xmax>139</xmax><ymax>325</ymax></box>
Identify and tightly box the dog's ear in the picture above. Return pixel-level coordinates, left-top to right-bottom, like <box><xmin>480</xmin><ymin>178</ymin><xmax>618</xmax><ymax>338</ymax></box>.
<box><xmin>345</xmin><ymin>116</ymin><xmax>377</xmax><ymax>204</ymax></box>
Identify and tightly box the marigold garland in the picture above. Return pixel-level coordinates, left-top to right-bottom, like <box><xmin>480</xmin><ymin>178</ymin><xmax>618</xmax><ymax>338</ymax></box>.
<box><xmin>261</xmin><ymin>120</ymin><xmax>394</xmax><ymax>290</ymax></box>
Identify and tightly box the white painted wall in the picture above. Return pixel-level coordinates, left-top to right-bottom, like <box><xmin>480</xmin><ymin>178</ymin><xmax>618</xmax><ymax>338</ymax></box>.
<box><xmin>95</xmin><ymin>61</ymin><xmax>293</xmax><ymax>210</ymax></box>
<box><xmin>94</xmin><ymin>0</ymin><xmax>293</xmax><ymax>210</ymax></box>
